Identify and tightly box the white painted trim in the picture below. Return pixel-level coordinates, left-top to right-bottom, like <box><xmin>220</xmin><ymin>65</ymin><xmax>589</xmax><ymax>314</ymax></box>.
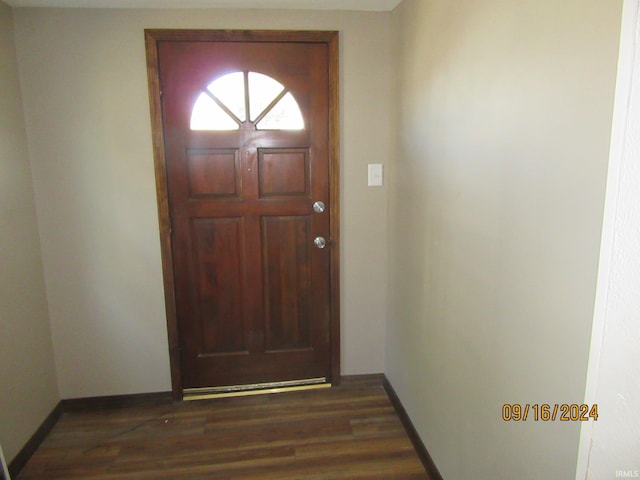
<box><xmin>0</xmin><ymin>443</ymin><xmax>10</xmax><ymax>480</ymax></box>
<box><xmin>575</xmin><ymin>1</ymin><xmax>639</xmax><ymax>479</ymax></box>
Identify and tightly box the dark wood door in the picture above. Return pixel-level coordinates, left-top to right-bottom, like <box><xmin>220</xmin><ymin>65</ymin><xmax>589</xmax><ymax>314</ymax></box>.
<box><xmin>150</xmin><ymin>32</ymin><xmax>338</xmax><ymax>392</ymax></box>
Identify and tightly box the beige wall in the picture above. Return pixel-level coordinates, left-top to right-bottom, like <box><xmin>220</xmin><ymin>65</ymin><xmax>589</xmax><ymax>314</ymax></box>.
<box><xmin>13</xmin><ymin>7</ymin><xmax>392</xmax><ymax>398</ymax></box>
<box><xmin>387</xmin><ymin>0</ymin><xmax>622</xmax><ymax>478</ymax></box>
<box><xmin>0</xmin><ymin>0</ymin><xmax>59</xmax><ymax>462</ymax></box>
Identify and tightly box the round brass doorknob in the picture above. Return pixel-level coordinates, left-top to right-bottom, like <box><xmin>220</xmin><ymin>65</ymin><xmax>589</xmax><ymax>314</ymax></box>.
<box><xmin>314</xmin><ymin>236</ymin><xmax>327</xmax><ymax>249</ymax></box>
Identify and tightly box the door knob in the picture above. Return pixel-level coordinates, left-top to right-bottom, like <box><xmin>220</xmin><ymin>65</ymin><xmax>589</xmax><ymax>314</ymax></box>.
<box><xmin>314</xmin><ymin>236</ymin><xmax>327</xmax><ymax>249</ymax></box>
<box><xmin>313</xmin><ymin>201</ymin><xmax>326</xmax><ymax>213</ymax></box>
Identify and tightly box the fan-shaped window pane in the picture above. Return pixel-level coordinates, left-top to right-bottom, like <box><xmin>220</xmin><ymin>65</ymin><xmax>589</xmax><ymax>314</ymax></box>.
<box><xmin>207</xmin><ymin>72</ymin><xmax>246</xmax><ymax>122</ymax></box>
<box><xmin>257</xmin><ymin>92</ymin><xmax>305</xmax><ymax>130</ymax></box>
<box><xmin>190</xmin><ymin>71</ymin><xmax>304</xmax><ymax>131</ymax></box>
<box><xmin>190</xmin><ymin>93</ymin><xmax>239</xmax><ymax>131</ymax></box>
<box><xmin>248</xmin><ymin>72</ymin><xmax>285</xmax><ymax>121</ymax></box>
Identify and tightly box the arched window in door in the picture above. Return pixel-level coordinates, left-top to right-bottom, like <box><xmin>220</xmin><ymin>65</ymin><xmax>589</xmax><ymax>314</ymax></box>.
<box><xmin>190</xmin><ymin>71</ymin><xmax>305</xmax><ymax>131</ymax></box>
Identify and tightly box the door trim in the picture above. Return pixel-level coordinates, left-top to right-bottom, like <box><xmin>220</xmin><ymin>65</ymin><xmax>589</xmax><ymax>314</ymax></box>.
<box><xmin>144</xmin><ymin>29</ymin><xmax>340</xmax><ymax>399</ymax></box>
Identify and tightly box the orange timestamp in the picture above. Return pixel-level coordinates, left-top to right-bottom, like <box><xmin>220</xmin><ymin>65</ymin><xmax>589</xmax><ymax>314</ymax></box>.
<box><xmin>502</xmin><ymin>403</ymin><xmax>599</xmax><ymax>422</ymax></box>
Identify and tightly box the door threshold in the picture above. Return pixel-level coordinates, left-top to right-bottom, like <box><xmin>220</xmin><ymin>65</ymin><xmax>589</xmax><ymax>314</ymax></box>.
<box><xmin>183</xmin><ymin>377</ymin><xmax>330</xmax><ymax>400</ymax></box>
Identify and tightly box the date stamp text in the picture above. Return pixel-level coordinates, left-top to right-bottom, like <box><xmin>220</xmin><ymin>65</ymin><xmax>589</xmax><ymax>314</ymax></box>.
<box><xmin>502</xmin><ymin>403</ymin><xmax>598</xmax><ymax>422</ymax></box>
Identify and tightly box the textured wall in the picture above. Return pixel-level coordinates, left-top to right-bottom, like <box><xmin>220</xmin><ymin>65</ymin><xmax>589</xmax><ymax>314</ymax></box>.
<box><xmin>13</xmin><ymin>7</ymin><xmax>392</xmax><ymax>398</ymax></box>
<box><xmin>387</xmin><ymin>0</ymin><xmax>622</xmax><ymax>478</ymax></box>
<box><xmin>0</xmin><ymin>0</ymin><xmax>59</xmax><ymax>462</ymax></box>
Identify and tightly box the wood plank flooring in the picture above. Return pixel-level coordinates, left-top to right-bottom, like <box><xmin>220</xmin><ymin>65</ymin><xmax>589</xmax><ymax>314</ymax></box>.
<box><xmin>17</xmin><ymin>377</ymin><xmax>430</xmax><ymax>479</ymax></box>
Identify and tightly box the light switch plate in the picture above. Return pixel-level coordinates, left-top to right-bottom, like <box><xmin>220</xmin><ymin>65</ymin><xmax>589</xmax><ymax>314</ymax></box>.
<box><xmin>368</xmin><ymin>164</ymin><xmax>383</xmax><ymax>187</ymax></box>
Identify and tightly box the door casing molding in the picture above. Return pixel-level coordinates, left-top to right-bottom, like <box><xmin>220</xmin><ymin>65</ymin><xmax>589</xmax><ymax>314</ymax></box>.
<box><xmin>144</xmin><ymin>29</ymin><xmax>340</xmax><ymax>398</ymax></box>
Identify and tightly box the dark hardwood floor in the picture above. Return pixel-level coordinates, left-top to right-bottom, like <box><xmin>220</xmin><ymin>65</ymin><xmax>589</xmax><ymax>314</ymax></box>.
<box><xmin>17</xmin><ymin>376</ymin><xmax>430</xmax><ymax>479</ymax></box>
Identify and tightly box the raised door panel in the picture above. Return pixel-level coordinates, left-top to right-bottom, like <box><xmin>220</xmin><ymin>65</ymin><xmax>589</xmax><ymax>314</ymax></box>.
<box><xmin>187</xmin><ymin>149</ymin><xmax>241</xmax><ymax>198</ymax></box>
<box><xmin>262</xmin><ymin>216</ymin><xmax>312</xmax><ymax>351</ymax></box>
<box><xmin>258</xmin><ymin>148</ymin><xmax>310</xmax><ymax>198</ymax></box>
<box><xmin>191</xmin><ymin>218</ymin><xmax>246</xmax><ymax>355</ymax></box>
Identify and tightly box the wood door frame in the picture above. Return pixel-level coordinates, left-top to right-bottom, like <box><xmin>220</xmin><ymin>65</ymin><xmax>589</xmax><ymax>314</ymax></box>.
<box><xmin>144</xmin><ymin>29</ymin><xmax>340</xmax><ymax>399</ymax></box>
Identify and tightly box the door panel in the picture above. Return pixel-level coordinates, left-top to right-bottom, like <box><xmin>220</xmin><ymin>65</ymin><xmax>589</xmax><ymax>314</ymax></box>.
<box><xmin>258</xmin><ymin>149</ymin><xmax>310</xmax><ymax>198</ymax></box>
<box><xmin>262</xmin><ymin>216</ymin><xmax>312</xmax><ymax>351</ymax></box>
<box><xmin>147</xmin><ymin>31</ymin><xmax>338</xmax><ymax>392</ymax></box>
<box><xmin>186</xmin><ymin>150</ymin><xmax>241</xmax><ymax>198</ymax></box>
<box><xmin>192</xmin><ymin>218</ymin><xmax>246</xmax><ymax>355</ymax></box>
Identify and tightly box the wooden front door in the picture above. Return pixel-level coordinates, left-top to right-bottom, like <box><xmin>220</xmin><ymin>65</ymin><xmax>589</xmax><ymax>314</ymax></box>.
<box><xmin>145</xmin><ymin>30</ymin><xmax>339</xmax><ymax>396</ymax></box>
